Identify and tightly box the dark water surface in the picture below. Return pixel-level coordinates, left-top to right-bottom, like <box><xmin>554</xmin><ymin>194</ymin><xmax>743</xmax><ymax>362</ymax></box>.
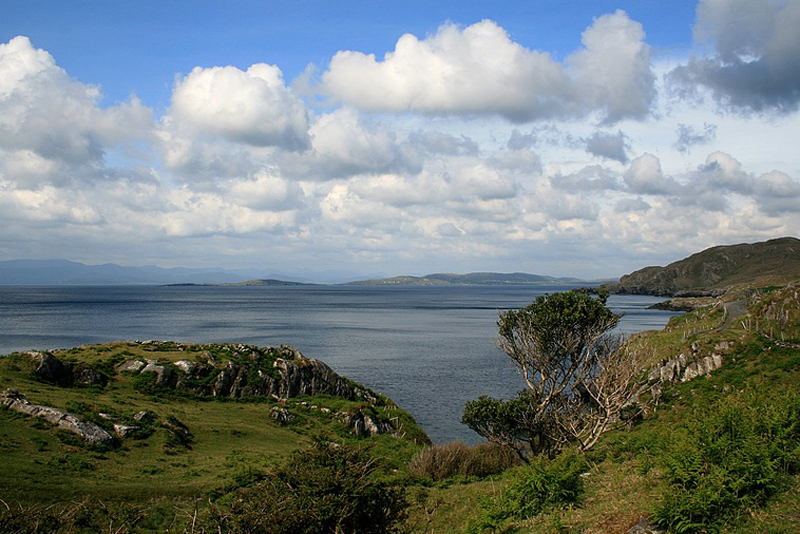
<box><xmin>0</xmin><ymin>284</ymin><xmax>677</xmax><ymax>443</ymax></box>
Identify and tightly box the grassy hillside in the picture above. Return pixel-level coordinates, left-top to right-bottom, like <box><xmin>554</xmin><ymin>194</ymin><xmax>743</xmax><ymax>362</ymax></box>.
<box><xmin>610</xmin><ymin>237</ymin><xmax>800</xmax><ymax>296</ymax></box>
<box><xmin>403</xmin><ymin>281</ymin><xmax>800</xmax><ymax>534</ymax></box>
<box><xmin>0</xmin><ymin>341</ymin><xmax>427</xmax><ymax>530</ymax></box>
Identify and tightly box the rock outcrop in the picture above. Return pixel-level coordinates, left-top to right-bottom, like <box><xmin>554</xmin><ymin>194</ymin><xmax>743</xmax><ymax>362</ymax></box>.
<box><xmin>112</xmin><ymin>343</ymin><xmax>383</xmax><ymax>405</ymax></box>
<box><xmin>647</xmin><ymin>340</ymin><xmax>731</xmax><ymax>401</ymax></box>
<box><xmin>1</xmin><ymin>388</ymin><xmax>114</xmax><ymax>446</ymax></box>
<box><xmin>32</xmin><ymin>352</ymin><xmax>107</xmax><ymax>387</ymax></box>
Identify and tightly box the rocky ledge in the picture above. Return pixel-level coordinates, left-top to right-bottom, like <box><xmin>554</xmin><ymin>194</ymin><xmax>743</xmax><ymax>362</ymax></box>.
<box><xmin>31</xmin><ymin>343</ymin><xmax>381</xmax><ymax>405</ymax></box>
<box><xmin>2</xmin><ymin>388</ymin><xmax>114</xmax><ymax>446</ymax></box>
<box><xmin>17</xmin><ymin>342</ymin><xmax>405</xmax><ymax>441</ymax></box>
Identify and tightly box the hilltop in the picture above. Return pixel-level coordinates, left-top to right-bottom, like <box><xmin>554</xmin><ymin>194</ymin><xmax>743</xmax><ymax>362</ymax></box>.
<box><xmin>608</xmin><ymin>236</ymin><xmax>800</xmax><ymax>297</ymax></box>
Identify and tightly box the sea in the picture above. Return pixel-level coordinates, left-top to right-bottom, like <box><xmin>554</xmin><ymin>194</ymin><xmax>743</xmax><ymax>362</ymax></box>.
<box><xmin>0</xmin><ymin>284</ymin><xmax>679</xmax><ymax>443</ymax></box>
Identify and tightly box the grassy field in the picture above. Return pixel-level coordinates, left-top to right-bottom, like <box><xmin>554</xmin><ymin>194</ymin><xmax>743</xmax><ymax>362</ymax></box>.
<box><xmin>0</xmin><ymin>341</ymin><xmax>425</xmax><ymax>510</ymax></box>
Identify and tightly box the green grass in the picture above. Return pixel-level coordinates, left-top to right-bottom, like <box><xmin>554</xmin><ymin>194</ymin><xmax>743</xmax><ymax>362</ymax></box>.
<box><xmin>0</xmin><ymin>341</ymin><xmax>425</xmax><ymax>508</ymax></box>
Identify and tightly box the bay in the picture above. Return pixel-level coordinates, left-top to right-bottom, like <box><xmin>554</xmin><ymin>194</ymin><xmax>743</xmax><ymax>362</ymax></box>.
<box><xmin>0</xmin><ymin>284</ymin><xmax>678</xmax><ymax>443</ymax></box>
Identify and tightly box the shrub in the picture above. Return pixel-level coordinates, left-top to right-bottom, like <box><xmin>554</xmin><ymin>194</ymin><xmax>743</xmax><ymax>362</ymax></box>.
<box><xmin>653</xmin><ymin>388</ymin><xmax>800</xmax><ymax>533</ymax></box>
<box><xmin>467</xmin><ymin>450</ymin><xmax>588</xmax><ymax>533</ymax></box>
<box><xmin>207</xmin><ymin>440</ymin><xmax>409</xmax><ymax>534</ymax></box>
<box><xmin>408</xmin><ymin>442</ymin><xmax>519</xmax><ymax>482</ymax></box>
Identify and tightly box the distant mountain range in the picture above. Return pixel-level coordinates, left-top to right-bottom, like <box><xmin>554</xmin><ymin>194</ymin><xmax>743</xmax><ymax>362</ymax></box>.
<box><xmin>609</xmin><ymin>236</ymin><xmax>800</xmax><ymax>297</ymax></box>
<box><xmin>0</xmin><ymin>260</ymin><xmax>313</xmax><ymax>286</ymax></box>
<box><xmin>0</xmin><ymin>260</ymin><xmax>589</xmax><ymax>287</ymax></box>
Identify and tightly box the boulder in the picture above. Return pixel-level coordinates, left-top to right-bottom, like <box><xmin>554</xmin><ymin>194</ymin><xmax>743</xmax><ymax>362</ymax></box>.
<box><xmin>133</xmin><ymin>410</ymin><xmax>155</xmax><ymax>423</ymax></box>
<box><xmin>628</xmin><ymin>518</ymin><xmax>665</xmax><ymax>534</ymax></box>
<box><xmin>33</xmin><ymin>352</ymin><xmax>73</xmax><ymax>386</ymax></box>
<box><xmin>270</xmin><ymin>406</ymin><xmax>295</xmax><ymax>425</ymax></box>
<box><xmin>113</xmin><ymin>424</ymin><xmax>142</xmax><ymax>438</ymax></box>
<box><xmin>118</xmin><ymin>360</ymin><xmax>146</xmax><ymax>373</ymax></box>
<box><xmin>174</xmin><ymin>360</ymin><xmax>196</xmax><ymax>374</ymax></box>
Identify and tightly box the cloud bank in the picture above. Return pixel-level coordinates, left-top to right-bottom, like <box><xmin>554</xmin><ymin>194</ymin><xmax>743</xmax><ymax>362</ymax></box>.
<box><xmin>2</xmin><ymin>1</ymin><xmax>799</xmax><ymax>279</ymax></box>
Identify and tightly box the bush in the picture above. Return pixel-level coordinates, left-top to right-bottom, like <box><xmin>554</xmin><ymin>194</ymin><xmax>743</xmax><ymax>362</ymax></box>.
<box><xmin>408</xmin><ymin>442</ymin><xmax>519</xmax><ymax>482</ymax></box>
<box><xmin>207</xmin><ymin>439</ymin><xmax>409</xmax><ymax>534</ymax></box>
<box><xmin>653</xmin><ymin>388</ymin><xmax>800</xmax><ymax>533</ymax></box>
<box><xmin>467</xmin><ymin>450</ymin><xmax>588</xmax><ymax>533</ymax></box>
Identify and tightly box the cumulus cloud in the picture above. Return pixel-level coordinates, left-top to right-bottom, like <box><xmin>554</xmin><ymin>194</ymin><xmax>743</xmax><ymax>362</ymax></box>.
<box><xmin>753</xmin><ymin>170</ymin><xmax>800</xmax><ymax>215</ymax></box>
<box><xmin>584</xmin><ymin>130</ymin><xmax>629</xmax><ymax>163</ymax></box>
<box><xmin>226</xmin><ymin>170</ymin><xmax>306</xmax><ymax>212</ymax></box>
<box><xmin>670</xmin><ymin>0</ymin><xmax>800</xmax><ymax>113</ymax></box>
<box><xmin>0</xmin><ymin>36</ymin><xmax>152</xmax><ymax>184</ymax></box>
<box><xmin>692</xmin><ymin>151</ymin><xmax>752</xmax><ymax>194</ymax></box>
<box><xmin>276</xmin><ymin>108</ymin><xmax>418</xmax><ymax>180</ymax></box>
<box><xmin>405</xmin><ymin>130</ymin><xmax>479</xmax><ymax>156</ymax></box>
<box><xmin>169</xmin><ymin>64</ymin><xmax>310</xmax><ymax>150</ymax></box>
<box><xmin>321</xmin><ymin>12</ymin><xmax>654</xmax><ymax>123</ymax></box>
<box><xmin>623</xmin><ymin>153</ymin><xmax>678</xmax><ymax>195</ymax></box>
<box><xmin>567</xmin><ymin>10</ymin><xmax>655</xmax><ymax>123</ymax></box>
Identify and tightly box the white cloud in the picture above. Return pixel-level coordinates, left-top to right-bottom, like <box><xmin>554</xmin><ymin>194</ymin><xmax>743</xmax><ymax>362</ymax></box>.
<box><xmin>321</xmin><ymin>13</ymin><xmax>655</xmax><ymax>124</ymax></box>
<box><xmin>567</xmin><ymin>10</ymin><xmax>655</xmax><ymax>123</ymax></box>
<box><xmin>623</xmin><ymin>153</ymin><xmax>677</xmax><ymax>195</ymax></box>
<box><xmin>2</xmin><ymin>3</ymin><xmax>800</xmax><ymax>281</ymax></box>
<box><xmin>169</xmin><ymin>63</ymin><xmax>310</xmax><ymax>150</ymax></box>
<box><xmin>551</xmin><ymin>165</ymin><xmax>620</xmax><ymax>191</ymax></box>
<box><xmin>0</xmin><ymin>36</ymin><xmax>152</xmax><ymax>183</ymax></box>
<box><xmin>754</xmin><ymin>170</ymin><xmax>800</xmax><ymax>215</ymax></box>
<box><xmin>226</xmin><ymin>170</ymin><xmax>306</xmax><ymax>211</ymax></box>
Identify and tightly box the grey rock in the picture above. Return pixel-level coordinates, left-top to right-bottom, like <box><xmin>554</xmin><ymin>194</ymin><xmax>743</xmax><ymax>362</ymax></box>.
<box><xmin>342</xmin><ymin>409</ymin><xmax>393</xmax><ymax>437</ymax></box>
<box><xmin>118</xmin><ymin>360</ymin><xmax>145</xmax><ymax>373</ymax></box>
<box><xmin>628</xmin><ymin>518</ymin><xmax>665</xmax><ymax>534</ymax></box>
<box><xmin>1</xmin><ymin>390</ymin><xmax>113</xmax><ymax>446</ymax></box>
<box><xmin>275</xmin><ymin>356</ymin><xmax>360</xmax><ymax>400</ymax></box>
<box><xmin>73</xmin><ymin>363</ymin><xmax>106</xmax><ymax>386</ymax></box>
<box><xmin>174</xmin><ymin>360</ymin><xmax>196</xmax><ymax>374</ymax></box>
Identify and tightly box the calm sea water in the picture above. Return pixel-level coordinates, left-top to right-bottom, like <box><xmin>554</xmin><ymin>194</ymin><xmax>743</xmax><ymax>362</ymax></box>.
<box><xmin>0</xmin><ymin>284</ymin><xmax>678</xmax><ymax>443</ymax></box>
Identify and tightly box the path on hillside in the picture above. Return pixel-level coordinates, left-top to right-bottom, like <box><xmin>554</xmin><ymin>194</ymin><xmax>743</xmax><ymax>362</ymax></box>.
<box><xmin>719</xmin><ymin>299</ymin><xmax>747</xmax><ymax>331</ymax></box>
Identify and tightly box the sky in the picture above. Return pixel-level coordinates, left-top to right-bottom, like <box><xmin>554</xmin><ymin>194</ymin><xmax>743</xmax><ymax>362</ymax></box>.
<box><xmin>1</xmin><ymin>0</ymin><xmax>799</xmax><ymax>281</ymax></box>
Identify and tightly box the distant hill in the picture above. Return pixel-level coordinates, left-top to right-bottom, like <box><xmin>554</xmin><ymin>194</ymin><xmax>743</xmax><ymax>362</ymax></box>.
<box><xmin>0</xmin><ymin>260</ymin><xmax>252</xmax><ymax>285</ymax></box>
<box><xmin>347</xmin><ymin>272</ymin><xmax>586</xmax><ymax>286</ymax></box>
<box><xmin>0</xmin><ymin>260</ymin><xmax>321</xmax><ymax>286</ymax></box>
<box><xmin>609</xmin><ymin>237</ymin><xmax>800</xmax><ymax>297</ymax></box>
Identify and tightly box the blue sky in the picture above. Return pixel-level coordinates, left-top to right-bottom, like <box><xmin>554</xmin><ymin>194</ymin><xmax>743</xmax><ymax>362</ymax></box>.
<box><xmin>1</xmin><ymin>0</ymin><xmax>799</xmax><ymax>281</ymax></box>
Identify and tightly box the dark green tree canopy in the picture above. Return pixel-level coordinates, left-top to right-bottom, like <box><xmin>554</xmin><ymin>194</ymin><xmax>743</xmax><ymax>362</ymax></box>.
<box><xmin>464</xmin><ymin>290</ymin><xmax>643</xmax><ymax>457</ymax></box>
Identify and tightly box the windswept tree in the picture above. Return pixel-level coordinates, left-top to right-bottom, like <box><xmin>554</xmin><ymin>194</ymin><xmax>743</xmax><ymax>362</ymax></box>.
<box><xmin>463</xmin><ymin>290</ymin><xmax>647</xmax><ymax>458</ymax></box>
